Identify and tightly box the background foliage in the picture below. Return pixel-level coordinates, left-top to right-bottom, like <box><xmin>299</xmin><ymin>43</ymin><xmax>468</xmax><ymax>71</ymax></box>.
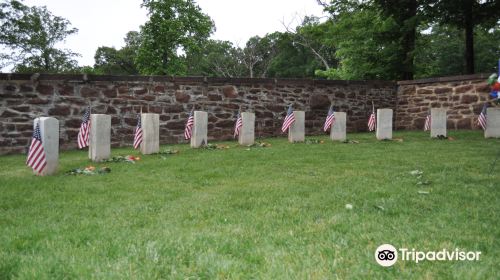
<box><xmin>1</xmin><ymin>0</ymin><xmax>499</xmax><ymax>79</ymax></box>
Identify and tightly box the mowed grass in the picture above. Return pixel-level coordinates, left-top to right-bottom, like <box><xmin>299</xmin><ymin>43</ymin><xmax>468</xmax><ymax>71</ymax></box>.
<box><xmin>0</xmin><ymin>131</ymin><xmax>499</xmax><ymax>279</ymax></box>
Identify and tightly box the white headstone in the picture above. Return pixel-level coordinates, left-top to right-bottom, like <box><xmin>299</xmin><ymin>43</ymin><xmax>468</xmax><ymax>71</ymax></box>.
<box><xmin>88</xmin><ymin>114</ymin><xmax>111</xmax><ymax>162</ymax></box>
<box><xmin>33</xmin><ymin>117</ymin><xmax>59</xmax><ymax>176</ymax></box>
<box><xmin>288</xmin><ymin>111</ymin><xmax>305</xmax><ymax>142</ymax></box>
<box><xmin>191</xmin><ymin>111</ymin><xmax>208</xmax><ymax>148</ymax></box>
<box><xmin>238</xmin><ymin>112</ymin><xmax>255</xmax><ymax>145</ymax></box>
<box><xmin>430</xmin><ymin>108</ymin><xmax>447</xmax><ymax>138</ymax></box>
<box><xmin>140</xmin><ymin>113</ymin><xmax>159</xmax><ymax>154</ymax></box>
<box><xmin>330</xmin><ymin>112</ymin><xmax>347</xmax><ymax>141</ymax></box>
<box><xmin>376</xmin><ymin>109</ymin><xmax>393</xmax><ymax>140</ymax></box>
<box><xmin>485</xmin><ymin>108</ymin><xmax>500</xmax><ymax>138</ymax></box>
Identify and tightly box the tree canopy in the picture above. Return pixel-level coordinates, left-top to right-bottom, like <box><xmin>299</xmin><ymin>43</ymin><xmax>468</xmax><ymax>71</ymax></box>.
<box><xmin>0</xmin><ymin>0</ymin><xmax>79</xmax><ymax>73</ymax></box>
<box><xmin>431</xmin><ymin>0</ymin><xmax>499</xmax><ymax>74</ymax></box>
<box><xmin>135</xmin><ymin>0</ymin><xmax>215</xmax><ymax>75</ymax></box>
<box><xmin>2</xmin><ymin>0</ymin><xmax>499</xmax><ymax>79</ymax></box>
<box><xmin>91</xmin><ymin>31</ymin><xmax>141</xmax><ymax>75</ymax></box>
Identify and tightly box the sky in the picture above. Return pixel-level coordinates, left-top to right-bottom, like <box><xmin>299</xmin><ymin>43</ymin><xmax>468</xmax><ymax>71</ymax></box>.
<box><xmin>21</xmin><ymin>0</ymin><xmax>326</xmax><ymax>67</ymax></box>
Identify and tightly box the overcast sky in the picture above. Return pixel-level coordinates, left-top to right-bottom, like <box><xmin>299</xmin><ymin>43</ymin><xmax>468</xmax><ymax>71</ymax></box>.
<box><xmin>22</xmin><ymin>0</ymin><xmax>326</xmax><ymax>67</ymax></box>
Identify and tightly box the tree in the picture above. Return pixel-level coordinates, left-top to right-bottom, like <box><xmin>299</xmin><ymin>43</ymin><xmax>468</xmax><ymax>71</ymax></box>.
<box><xmin>184</xmin><ymin>39</ymin><xmax>245</xmax><ymax>77</ymax></box>
<box><xmin>374</xmin><ymin>0</ymin><xmax>421</xmax><ymax>80</ymax></box>
<box><xmin>239</xmin><ymin>34</ymin><xmax>282</xmax><ymax>78</ymax></box>
<box><xmin>317</xmin><ymin>0</ymin><xmax>500</xmax><ymax>79</ymax></box>
<box><xmin>267</xmin><ymin>32</ymin><xmax>322</xmax><ymax>78</ymax></box>
<box><xmin>0</xmin><ymin>1</ymin><xmax>80</xmax><ymax>72</ymax></box>
<box><xmin>315</xmin><ymin>4</ymin><xmax>402</xmax><ymax>80</ymax></box>
<box><xmin>474</xmin><ymin>23</ymin><xmax>500</xmax><ymax>74</ymax></box>
<box><xmin>136</xmin><ymin>0</ymin><xmax>214</xmax><ymax>75</ymax></box>
<box><xmin>93</xmin><ymin>31</ymin><xmax>141</xmax><ymax>75</ymax></box>
<box><xmin>415</xmin><ymin>23</ymin><xmax>500</xmax><ymax>78</ymax></box>
<box><xmin>414</xmin><ymin>24</ymin><xmax>465</xmax><ymax>78</ymax></box>
<box><xmin>0</xmin><ymin>0</ymin><xmax>26</xmax><ymax>68</ymax></box>
<box><xmin>320</xmin><ymin>0</ymin><xmax>429</xmax><ymax>80</ymax></box>
<box><xmin>185</xmin><ymin>33</ymin><xmax>322</xmax><ymax>78</ymax></box>
<box><xmin>282</xmin><ymin>15</ymin><xmax>336</xmax><ymax>71</ymax></box>
<box><xmin>432</xmin><ymin>0</ymin><xmax>500</xmax><ymax>74</ymax></box>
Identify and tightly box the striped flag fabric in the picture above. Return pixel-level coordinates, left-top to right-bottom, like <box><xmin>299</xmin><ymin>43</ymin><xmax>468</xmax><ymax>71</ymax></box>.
<box><xmin>26</xmin><ymin>122</ymin><xmax>47</xmax><ymax>174</ymax></box>
<box><xmin>281</xmin><ymin>105</ymin><xmax>295</xmax><ymax>133</ymax></box>
<box><xmin>368</xmin><ymin>109</ymin><xmax>376</xmax><ymax>132</ymax></box>
<box><xmin>478</xmin><ymin>103</ymin><xmax>487</xmax><ymax>130</ymax></box>
<box><xmin>424</xmin><ymin>110</ymin><xmax>431</xmax><ymax>131</ymax></box>
<box><xmin>234</xmin><ymin>111</ymin><xmax>243</xmax><ymax>138</ymax></box>
<box><xmin>133</xmin><ymin>114</ymin><xmax>143</xmax><ymax>149</ymax></box>
<box><xmin>323</xmin><ymin>106</ymin><xmax>335</xmax><ymax>132</ymax></box>
<box><xmin>77</xmin><ymin>106</ymin><xmax>90</xmax><ymax>149</ymax></box>
<box><xmin>184</xmin><ymin>110</ymin><xmax>194</xmax><ymax>140</ymax></box>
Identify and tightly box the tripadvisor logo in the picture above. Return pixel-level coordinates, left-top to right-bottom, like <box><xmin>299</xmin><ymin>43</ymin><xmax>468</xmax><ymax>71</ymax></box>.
<box><xmin>375</xmin><ymin>244</ymin><xmax>398</xmax><ymax>267</ymax></box>
<box><xmin>375</xmin><ymin>244</ymin><xmax>481</xmax><ymax>267</ymax></box>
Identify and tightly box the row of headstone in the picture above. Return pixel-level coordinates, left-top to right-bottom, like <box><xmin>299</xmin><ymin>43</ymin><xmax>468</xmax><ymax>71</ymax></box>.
<box><xmin>377</xmin><ymin>108</ymin><xmax>447</xmax><ymax>139</ymax></box>
<box><xmin>379</xmin><ymin>108</ymin><xmax>500</xmax><ymax>138</ymax></box>
<box><xmin>29</xmin><ymin>108</ymin><xmax>500</xmax><ymax>176</ymax></box>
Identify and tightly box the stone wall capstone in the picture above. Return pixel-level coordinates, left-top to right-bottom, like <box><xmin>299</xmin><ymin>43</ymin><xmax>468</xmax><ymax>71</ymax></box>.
<box><xmin>0</xmin><ymin>74</ymin><xmax>396</xmax><ymax>154</ymax></box>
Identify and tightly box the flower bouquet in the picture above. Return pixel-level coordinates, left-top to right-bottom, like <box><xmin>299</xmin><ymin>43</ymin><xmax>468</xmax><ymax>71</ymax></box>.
<box><xmin>102</xmin><ymin>155</ymin><xmax>141</xmax><ymax>164</ymax></box>
<box><xmin>65</xmin><ymin>166</ymin><xmax>111</xmax><ymax>175</ymax></box>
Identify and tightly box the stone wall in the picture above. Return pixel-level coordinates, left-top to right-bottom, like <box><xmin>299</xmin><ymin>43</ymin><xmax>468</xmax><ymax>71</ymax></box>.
<box><xmin>0</xmin><ymin>74</ymin><xmax>396</xmax><ymax>154</ymax></box>
<box><xmin>396</xmin><ymin>74</ymin><xmax>492</xmax><ymax>130</ymax></box>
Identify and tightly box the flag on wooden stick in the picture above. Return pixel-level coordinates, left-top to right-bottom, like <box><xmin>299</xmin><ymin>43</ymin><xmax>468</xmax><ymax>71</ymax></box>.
<box><xmin>133</xmin><ymin>114</ymin><xmax>143</xmax><ymax>149</ymax></box>
<box><xmin>281</xmin><ymin>105</ymin><xmax>295</xmax><ymax>133</ymax></box>
<box><xmin>478</xmin><ymin>103</ymin><xmax>487</xmax><ymax>130</ymax></box>
<box><xmin>424</xmin><ymin>109</ymin><xmax>431</xmax><ymax>131</ymax></box>
<box><xmin>26</xmin><ymin>121</ymin><xmax>47</xmax><ymax>174</ymax></box>
<box><xmin>368</xmin><ymin>102</ymin><xmax>376</xmax><ymax>132</ymax></box>
<box><xmin>77</xmin><ymin>106</ymin><xmax>90</xmax><ymax>149</ymax></box>
<box><xmin>234</xmin><ymin>111</ymin><xmax>243</xmax><ymax>138</ymax></box>
<box><xmin>184</xmin><ymin>110</ymin><xmax>194</xmax><ymax>140</ymax></box>
<box><xmin>323</xmin><ymin>105</ymin><xmax>335</xmax><ymax>132</ymax></box>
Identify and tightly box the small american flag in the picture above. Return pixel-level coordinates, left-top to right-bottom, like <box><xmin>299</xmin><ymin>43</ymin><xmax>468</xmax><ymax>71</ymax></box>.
<box><xmin>478</xmin><ymin>103</ymin><xmax>487</xmax><ymax>130</ymax></box>
<box><xmin>77</xmin><ymin>106</ymin><xmax>90</xmax><ymax>149</ymax></box>
<box><xmin>281</xmin><ymin>105</ymin><xmax>295</xmax><ymax>133</ymax></box>
<box><xmin>323</xmin><ymin>106</ymin><xmax>335</xmax><ymax>132</ymax></box>
<box><xmin>133</xmin><ymin>114</ymin><xmax>143</xmax><ymax>149</ymax></box>
<box><xmin>234</xmin><ymin>111</ymin><xmax>243</xmax><ymax>138</ymax></box>
<box><xmin>184</xmin><ymin>110</ymin><xmax>194</xmax><ymax>140</ymax></box>
<box><xmin>424</xmin><ymin>110</ymin><xmax>431</xmax><ymax>131</ymax></box>
<box><xmin>26</xmin><ymin>122</ymin><xmax>47</xmax><ymax>174</ymax></box>
<box><xmin>368</xmin><ymin>109</ymin><xmax>376</xmax><ymax>132</ymax></box>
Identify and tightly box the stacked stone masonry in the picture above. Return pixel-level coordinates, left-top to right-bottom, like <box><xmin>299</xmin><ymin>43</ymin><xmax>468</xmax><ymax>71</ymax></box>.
<box><xmin>396</xmin><ymin>74</ymin><xmax>491</xmax><ymax>130</ymax></box>
<box><xmin>0</xmin><ymin>73</ymin><xmax>492</xmax><ymax>154</ymax></box>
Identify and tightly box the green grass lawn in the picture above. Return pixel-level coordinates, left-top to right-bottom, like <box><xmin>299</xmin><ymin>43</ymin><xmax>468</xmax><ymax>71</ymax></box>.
<box><xmin>0</xmin><ymin>131</ymin><xmax>499</xmax><ymax>279</ymax></box>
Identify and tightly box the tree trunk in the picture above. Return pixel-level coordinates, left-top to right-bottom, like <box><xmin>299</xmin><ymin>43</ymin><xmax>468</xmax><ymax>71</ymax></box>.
<box><xmin>162</xmin><ymin>52</ymin><xmax>169</xmax><ymax>75</ymax></box>
<box><xmin>400</xmin><ymin>0</ymin><xmax>417</xmax><ymax>80</ymax></box>
<box><xmin>464</xmin><ymin>2</ymin><xmax>474</xmax><ymax>74</ymax></box>
<box><xmin>43</xmin><ymin>51</ymin><xmax>50</xmax><ymax>72</ymax></box>
<box><xmin>401</xmin><ymin>28</ymin><xmax>416</xmax><ymax>80</ymax></box>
